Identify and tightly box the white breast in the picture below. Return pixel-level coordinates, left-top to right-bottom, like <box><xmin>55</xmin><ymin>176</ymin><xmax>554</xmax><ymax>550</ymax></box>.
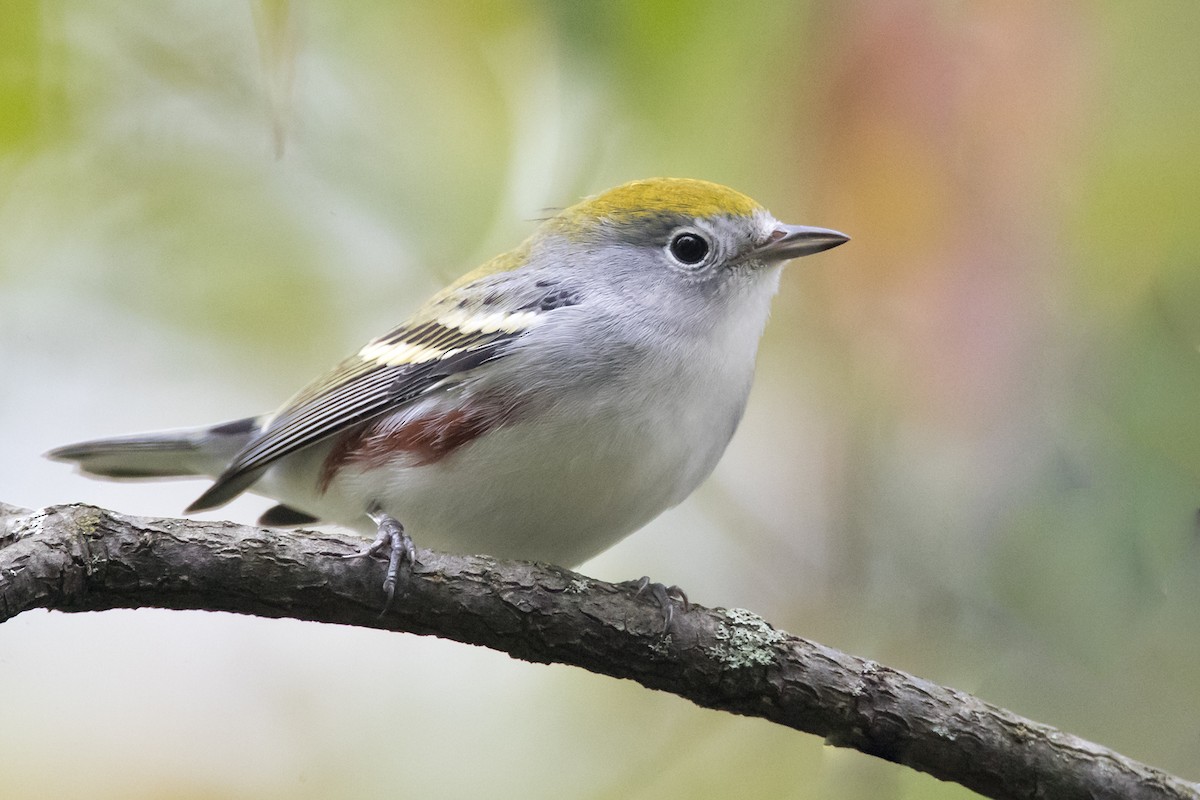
<box><xmin>263</xmin><ymin>267</ymin><xmax>782</xmax><ymax>566</ymax></box>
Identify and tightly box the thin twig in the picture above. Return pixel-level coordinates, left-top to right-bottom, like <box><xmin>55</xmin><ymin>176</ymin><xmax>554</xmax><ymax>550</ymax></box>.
<box><xmin>0</xmin><ymin>501</ymin><xmax>1196</xmax><ymax>800</ymax></box>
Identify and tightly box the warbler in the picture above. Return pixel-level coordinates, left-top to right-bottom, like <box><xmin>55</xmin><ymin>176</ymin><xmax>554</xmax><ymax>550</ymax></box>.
<box><xmin>49</xmin><ymin>178</ymin><xmax>848</xmax><ymax>604</ymax></box>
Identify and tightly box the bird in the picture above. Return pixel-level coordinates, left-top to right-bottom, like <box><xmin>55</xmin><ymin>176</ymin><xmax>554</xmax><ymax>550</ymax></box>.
<box><xmin>48</xmin><ymin>177</ymin><xmax>848</xmax><ymax>609</ymax></box>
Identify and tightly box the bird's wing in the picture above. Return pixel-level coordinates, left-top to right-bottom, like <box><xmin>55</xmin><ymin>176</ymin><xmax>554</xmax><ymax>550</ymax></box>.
<box><xmin>187</xmin><ymin>268</ymin><xmax>574</xmax><ymax>512</ymax></box>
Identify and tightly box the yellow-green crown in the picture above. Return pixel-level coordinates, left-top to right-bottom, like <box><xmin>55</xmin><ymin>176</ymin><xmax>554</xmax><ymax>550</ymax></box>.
<box><xmin>438</xmin><ymin>178</ymin><xmax>765</xmax><ymax>291</ymax></box>
<box><xmin>562</xmin><ymin>178</ymin><xmax>763</xmax><ymax>226</ymax></box>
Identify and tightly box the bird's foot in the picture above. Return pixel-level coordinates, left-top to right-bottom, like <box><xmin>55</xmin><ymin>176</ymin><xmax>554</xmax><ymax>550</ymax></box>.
<box><xmin>633</xmin><ymin>577</ymin><xmax>689</xmax><ymax>632</ymax></box>
<box><xmin>342</xmin><ymin>511</ymin><xmax>415</xmax><ymax>615</ymax></box>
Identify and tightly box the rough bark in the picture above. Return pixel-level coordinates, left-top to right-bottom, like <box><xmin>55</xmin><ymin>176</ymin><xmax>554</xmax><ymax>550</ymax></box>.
<box><xmin>1</xmin><ymin>501</ymin><xmax>1196</xmax><ymax>800</ymax></box>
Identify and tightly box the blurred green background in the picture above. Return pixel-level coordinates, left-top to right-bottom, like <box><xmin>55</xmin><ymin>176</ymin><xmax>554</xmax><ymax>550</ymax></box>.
<box><xmin>2</xmin><ymin>1</ymin><xmax>1199</xmax><ymax>797</ymax></box>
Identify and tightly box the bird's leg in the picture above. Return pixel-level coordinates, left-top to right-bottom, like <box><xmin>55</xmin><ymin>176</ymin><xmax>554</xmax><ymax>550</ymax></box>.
<box><xmin>633</xmin><ymin>577</ymin><xmax>690</xmax><ymax>632</ymax></box>
<box><xmin>342</xmin><ymin>508</ymin><xmax>415</xmax><ymax>615</ymax></box>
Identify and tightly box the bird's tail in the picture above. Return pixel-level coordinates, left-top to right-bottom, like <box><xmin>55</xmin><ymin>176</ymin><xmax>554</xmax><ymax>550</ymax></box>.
<box><xmin>46</xmin><ymin>416</ymin><xmax>260</xmax><ymax>481</ymax></box>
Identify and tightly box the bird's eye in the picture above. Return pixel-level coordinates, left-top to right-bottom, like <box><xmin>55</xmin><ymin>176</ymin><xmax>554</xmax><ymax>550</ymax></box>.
<box><xmin>668</xmin><ymin>232</ymin><xmax>710</xmax><ymax>266</ymax></box>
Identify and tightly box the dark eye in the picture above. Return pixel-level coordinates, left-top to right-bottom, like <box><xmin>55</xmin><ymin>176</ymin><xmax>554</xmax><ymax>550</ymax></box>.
<box><xmin>669</xmin><ymin>232</ymin><xmax>710</xmax><ymax>266</ymax></box>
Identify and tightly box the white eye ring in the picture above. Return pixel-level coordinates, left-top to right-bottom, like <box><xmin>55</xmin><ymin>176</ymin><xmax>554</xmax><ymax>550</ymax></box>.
<box><xmin>667</xmin><ymin>231</ymin><xmax>711</xmax><ymax>268</ymax></box>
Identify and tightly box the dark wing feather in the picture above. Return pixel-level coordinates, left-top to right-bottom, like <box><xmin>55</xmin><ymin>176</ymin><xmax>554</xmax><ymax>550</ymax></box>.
<box><xmin>184</xmin><ymin>263</ymin><xmax>581</xmax><ymax>513</ymax></box>
<box><xmin>186</xmin><ymin>332</ymin><xmax>517</xmax><ymax>513</ymax></box>
<box><xmin>258</xmin><ymin>504</ymin><xmax>321</xmax><ymax>527</ymax></box>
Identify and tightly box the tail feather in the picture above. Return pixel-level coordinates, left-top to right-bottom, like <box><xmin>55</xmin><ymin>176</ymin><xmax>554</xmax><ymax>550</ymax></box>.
<box><xmin>47</xmin><ymin>435</ymin><xmax>205</xmax><ymax>478</ymax></box>
<box><xmin>47</xmin><ymin>416</ymin><xmax>260</xmax><ymax>482</ymax></box>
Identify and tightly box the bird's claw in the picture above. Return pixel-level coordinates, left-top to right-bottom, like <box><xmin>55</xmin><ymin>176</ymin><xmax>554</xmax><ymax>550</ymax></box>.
<box><xmin>344</xmin><ymin>511</ymin><xmax>415</xmax><ymax>615</ymax></box>
<box><xmin>634</xmin><ymin>576</ymin><xmax>689</xmax><ymax>632</ymax></box>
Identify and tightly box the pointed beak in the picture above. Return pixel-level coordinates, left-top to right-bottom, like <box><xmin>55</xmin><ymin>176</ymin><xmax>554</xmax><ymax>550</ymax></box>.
<box><xmin>752</xmin><ymin>224</ymin><xmax>850</xmax><ymax>262</ymax></box>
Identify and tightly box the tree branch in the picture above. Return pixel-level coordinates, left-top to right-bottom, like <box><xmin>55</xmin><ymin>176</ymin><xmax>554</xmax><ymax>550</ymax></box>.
<box><xmin>1</xmin><ymin>501</ymin><xmax>1195</xmax><ymax>800</ymax></box>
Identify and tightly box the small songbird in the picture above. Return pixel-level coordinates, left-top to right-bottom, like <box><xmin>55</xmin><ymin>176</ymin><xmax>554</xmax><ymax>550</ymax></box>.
<box><xmin>49</xmin><ymin>178</ymin><xmax>848</xmax><ymax>604</ymax></box>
